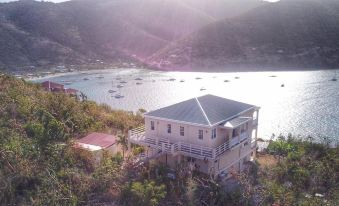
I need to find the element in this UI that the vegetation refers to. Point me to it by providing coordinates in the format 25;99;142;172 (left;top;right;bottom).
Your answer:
0;74;143;205
0;75;338;205
260;135;339;205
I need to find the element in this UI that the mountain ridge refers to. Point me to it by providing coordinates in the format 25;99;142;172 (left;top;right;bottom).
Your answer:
1;0;339;71
148;0;339;71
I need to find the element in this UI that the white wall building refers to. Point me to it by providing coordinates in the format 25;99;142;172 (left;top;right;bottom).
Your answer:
129;95;259;178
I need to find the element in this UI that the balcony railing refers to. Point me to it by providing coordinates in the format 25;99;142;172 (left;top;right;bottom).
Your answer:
129;126;251;160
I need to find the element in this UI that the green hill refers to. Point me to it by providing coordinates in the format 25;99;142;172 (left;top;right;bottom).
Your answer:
0;0;263;71
149;0;339;71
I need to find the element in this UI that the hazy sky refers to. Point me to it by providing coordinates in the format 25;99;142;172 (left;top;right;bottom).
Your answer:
0;0;68;2
0;0;280;3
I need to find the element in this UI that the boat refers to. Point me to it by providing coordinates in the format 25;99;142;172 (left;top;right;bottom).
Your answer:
224;80;230;82
234;76;240;79
108;90;116;93
180;80;185;82
269;75;277;78
200;87;206;91
64;81;72;85
331;71;337;81
114;94;124;99
120;81;127;84
96;76;104;79
117;84;124;88
136;82;143;85
135;77;143;81
168;78;176;81
195;77;202;80
83;77;90;81
281;84;285;87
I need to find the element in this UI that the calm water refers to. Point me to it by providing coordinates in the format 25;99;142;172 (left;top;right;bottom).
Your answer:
34;68;339;141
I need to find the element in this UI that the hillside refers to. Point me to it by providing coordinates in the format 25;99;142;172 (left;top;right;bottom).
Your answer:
1;74;338;205
149;0;339;71
0;0;263;71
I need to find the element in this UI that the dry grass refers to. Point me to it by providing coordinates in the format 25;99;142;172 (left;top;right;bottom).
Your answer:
256;153;278;168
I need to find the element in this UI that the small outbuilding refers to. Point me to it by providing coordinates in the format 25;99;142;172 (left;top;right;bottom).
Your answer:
75;133;119;161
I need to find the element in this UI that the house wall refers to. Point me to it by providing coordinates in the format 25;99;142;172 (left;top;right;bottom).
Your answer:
145;117;217;147
142;107;259;176
216;141;253;175
144;108;257;149
106;143;120;155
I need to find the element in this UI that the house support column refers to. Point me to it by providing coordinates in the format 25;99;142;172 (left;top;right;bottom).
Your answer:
253;109;259;159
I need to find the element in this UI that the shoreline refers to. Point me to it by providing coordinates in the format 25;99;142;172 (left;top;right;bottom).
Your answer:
27;66;339;81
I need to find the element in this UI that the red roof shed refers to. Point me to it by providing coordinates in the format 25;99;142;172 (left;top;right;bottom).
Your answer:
76;133;116;151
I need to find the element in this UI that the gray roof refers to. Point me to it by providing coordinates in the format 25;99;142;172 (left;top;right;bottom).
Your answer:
145;95;256;126
223;117;252;128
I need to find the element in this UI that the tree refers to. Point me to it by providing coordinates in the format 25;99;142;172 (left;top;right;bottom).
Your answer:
123;180;166;206
117;134;128;158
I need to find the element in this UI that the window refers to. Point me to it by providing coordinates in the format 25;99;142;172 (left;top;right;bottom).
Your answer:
232;128;239;138
198;130;203;140
211;128;216;139
151;121;155;130
180;126;184;136
167;124;171;133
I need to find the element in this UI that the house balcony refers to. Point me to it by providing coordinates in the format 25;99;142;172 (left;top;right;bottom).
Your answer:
129;126;251;161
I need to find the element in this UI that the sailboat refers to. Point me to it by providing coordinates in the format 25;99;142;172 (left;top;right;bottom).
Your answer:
331;71;337;81
108;80;116;94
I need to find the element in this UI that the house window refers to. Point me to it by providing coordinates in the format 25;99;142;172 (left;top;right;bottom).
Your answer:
232;128;239;138
198;130;203;140
180;126;184;136
151;121;155;130
167;124;171;133
211;128;216;139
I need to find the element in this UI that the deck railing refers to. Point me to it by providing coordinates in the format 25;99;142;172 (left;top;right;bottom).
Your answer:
129;126;251;160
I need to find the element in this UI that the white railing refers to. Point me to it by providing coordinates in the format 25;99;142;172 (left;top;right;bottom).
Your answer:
129;126;250;160
215;141;230;157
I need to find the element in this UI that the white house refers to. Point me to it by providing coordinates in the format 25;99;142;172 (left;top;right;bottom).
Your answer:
128;94;259;178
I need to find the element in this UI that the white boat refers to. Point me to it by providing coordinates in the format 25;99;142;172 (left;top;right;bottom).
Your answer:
117;84;124;88
114;94;124;99
108;90;116;93
64;81;73;85
135;77;143;81
331;71;337;81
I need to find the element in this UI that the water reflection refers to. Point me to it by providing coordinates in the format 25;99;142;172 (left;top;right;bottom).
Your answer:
35;69;339;141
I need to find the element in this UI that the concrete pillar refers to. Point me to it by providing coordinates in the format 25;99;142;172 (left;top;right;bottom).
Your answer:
253;109;259;158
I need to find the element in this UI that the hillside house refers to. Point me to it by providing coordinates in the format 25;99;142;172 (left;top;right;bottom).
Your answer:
128;95;259;178
41;81;78;95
